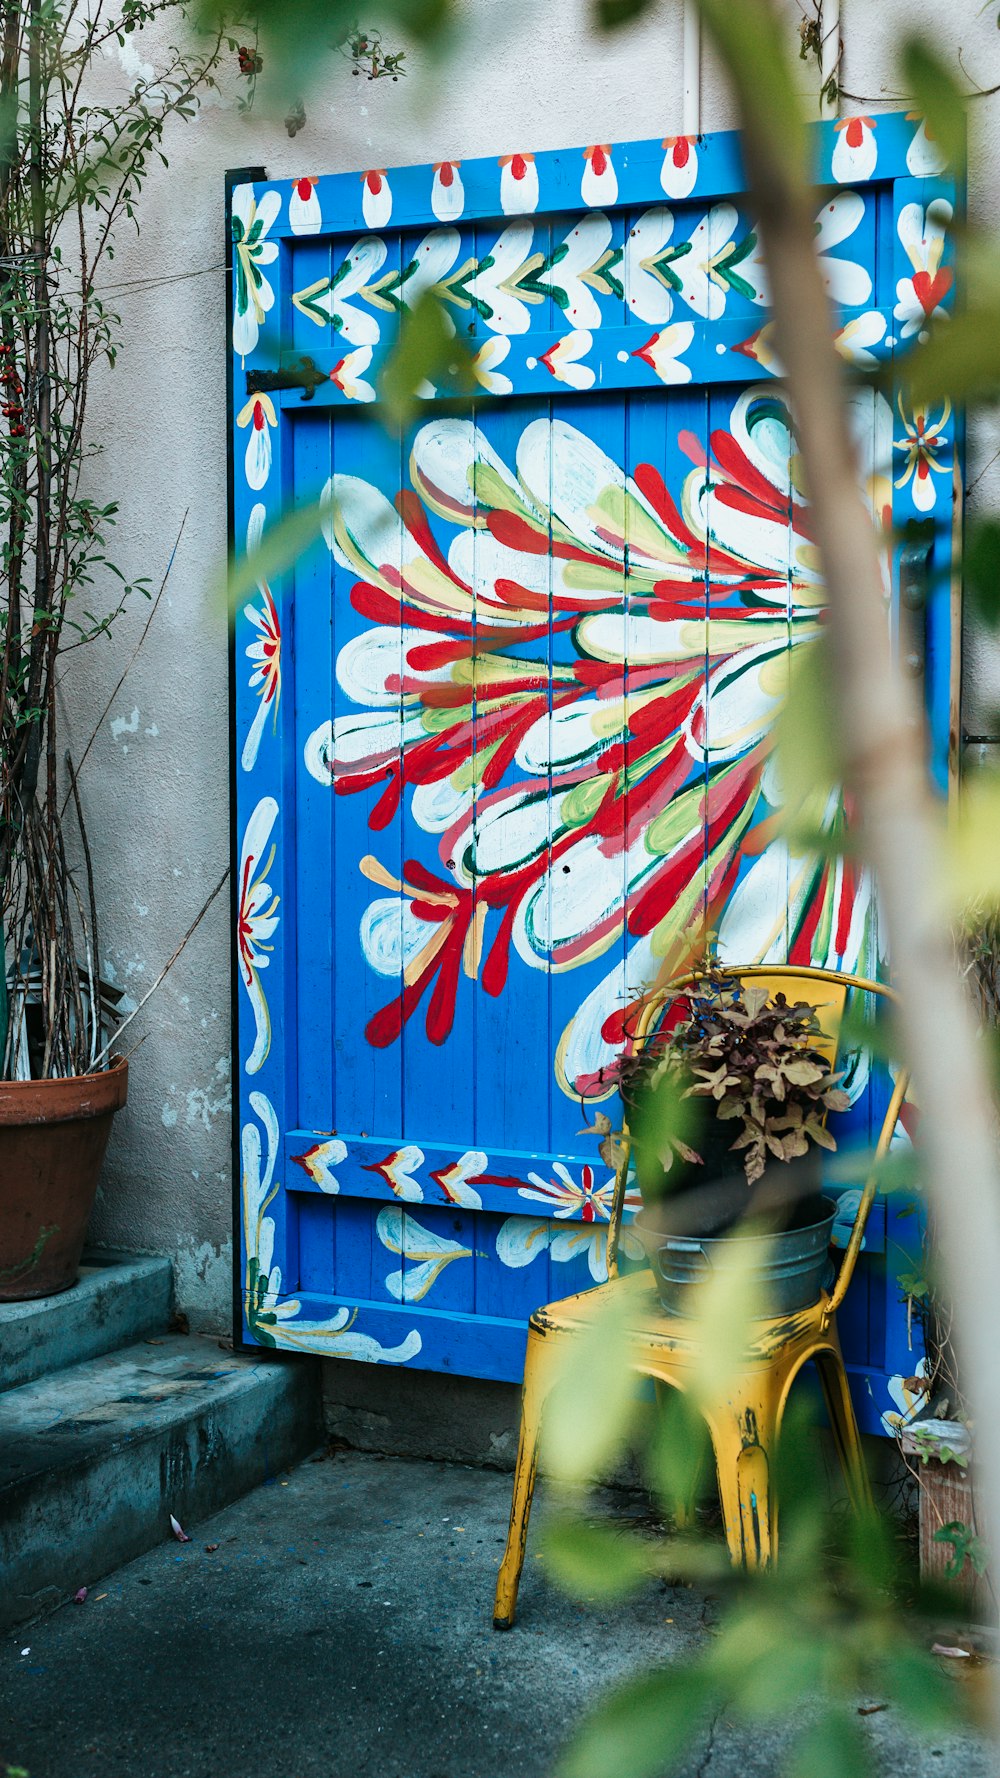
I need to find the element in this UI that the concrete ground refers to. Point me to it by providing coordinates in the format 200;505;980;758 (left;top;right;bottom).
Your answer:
0;1449;991;1778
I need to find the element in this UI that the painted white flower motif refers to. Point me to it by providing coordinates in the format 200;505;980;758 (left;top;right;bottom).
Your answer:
499;152;538;215
377;1206;472;1302
361;168;392;228
906;117;947;177
467;221;536;335
737;308;887;377
397;228;463;321
582;144;617;207
432;160;464;221
472;336;513;396
660;135;698;200
242;1091;298;1323
813;191;873;308
880;1358;931;1436
241;1099;421;1361
294;236;387;344
716;828;874;970
364;1144;426;1201
736;194;868;320
238;796;280;1073
517;1160;637;1221
237;392;277;492
673;204;745;320
529;329;595;391
232;185;280;359
894;200;953;339
627;321;695;385
831;116;877;184
496;1212;642;1285
894;396;951;514
330;345;376;403
624;206;677;325
243;1091;279;1251
430;1150;486;1208
289;177;321;235
834;310;888;368
536;214;612;330
290;1137;348;1192
242;504;281;772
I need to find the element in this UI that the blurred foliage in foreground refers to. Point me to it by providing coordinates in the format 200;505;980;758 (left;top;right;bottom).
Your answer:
539;1260;983;1778
218;0;1000;1769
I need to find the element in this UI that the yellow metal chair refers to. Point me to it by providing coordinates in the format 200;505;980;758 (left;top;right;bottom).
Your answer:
493;965;908;1629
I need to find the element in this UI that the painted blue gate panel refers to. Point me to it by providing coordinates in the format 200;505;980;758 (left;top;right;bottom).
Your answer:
230;116;957;1436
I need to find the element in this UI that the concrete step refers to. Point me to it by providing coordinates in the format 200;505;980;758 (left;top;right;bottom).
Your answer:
0;1333;320;1629
0;1251;173;1394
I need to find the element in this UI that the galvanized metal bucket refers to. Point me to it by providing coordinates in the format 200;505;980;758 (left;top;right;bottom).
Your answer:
635;1197;837;1319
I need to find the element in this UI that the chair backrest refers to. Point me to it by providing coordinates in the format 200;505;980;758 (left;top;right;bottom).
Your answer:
606;965;908;1310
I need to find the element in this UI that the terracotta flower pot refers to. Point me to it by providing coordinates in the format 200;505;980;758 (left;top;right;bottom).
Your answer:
0;1056;128;1300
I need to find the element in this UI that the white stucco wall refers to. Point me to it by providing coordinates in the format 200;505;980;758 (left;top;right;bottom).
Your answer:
71;1;1000;1328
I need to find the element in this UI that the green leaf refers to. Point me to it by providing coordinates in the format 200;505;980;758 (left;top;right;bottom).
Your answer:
900;38;967;175
646;1385;712;1521
964;519;1000;629
902;306;1000;406
783;1711;868;1778
594;0;656;25
378;290;478;430
712;1608;825;1720
880;1643;960;1732
539;1288;639;1484
627;1062;704;1198
773;635;842;847
541;1516;654;1599
933;1519;992;1580
227;499;327;612
938;771;1000;912
555;1663;716;1778
697;0;808;187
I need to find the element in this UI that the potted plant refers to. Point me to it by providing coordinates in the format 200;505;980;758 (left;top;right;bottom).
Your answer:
0;0;222;1298
619;971;850;1317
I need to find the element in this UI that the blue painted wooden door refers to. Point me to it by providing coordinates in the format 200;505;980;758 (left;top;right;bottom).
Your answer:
230;118;957;1435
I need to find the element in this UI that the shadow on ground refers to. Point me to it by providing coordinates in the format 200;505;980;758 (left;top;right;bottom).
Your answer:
0;1449;991;1777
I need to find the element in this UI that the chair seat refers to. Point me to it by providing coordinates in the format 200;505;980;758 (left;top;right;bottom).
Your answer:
529;1268;833;1368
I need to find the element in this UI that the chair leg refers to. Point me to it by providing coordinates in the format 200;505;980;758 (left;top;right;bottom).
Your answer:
706;1378;780;1570
813;1344;873;1517
493;1324;553;1630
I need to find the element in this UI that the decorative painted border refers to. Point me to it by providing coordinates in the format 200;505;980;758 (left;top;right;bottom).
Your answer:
249;111;944;242
229;117;958;1432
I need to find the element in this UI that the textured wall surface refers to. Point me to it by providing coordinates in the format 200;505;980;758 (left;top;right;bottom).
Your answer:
71;1;1000;1330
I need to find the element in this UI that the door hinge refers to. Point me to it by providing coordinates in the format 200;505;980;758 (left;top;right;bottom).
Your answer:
246;356;325;402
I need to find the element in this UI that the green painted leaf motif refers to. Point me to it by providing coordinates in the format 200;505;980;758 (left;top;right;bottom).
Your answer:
715;229;760;300
603;247;624;301
562;775;616;829
235;251;249;319
648;236;693;294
